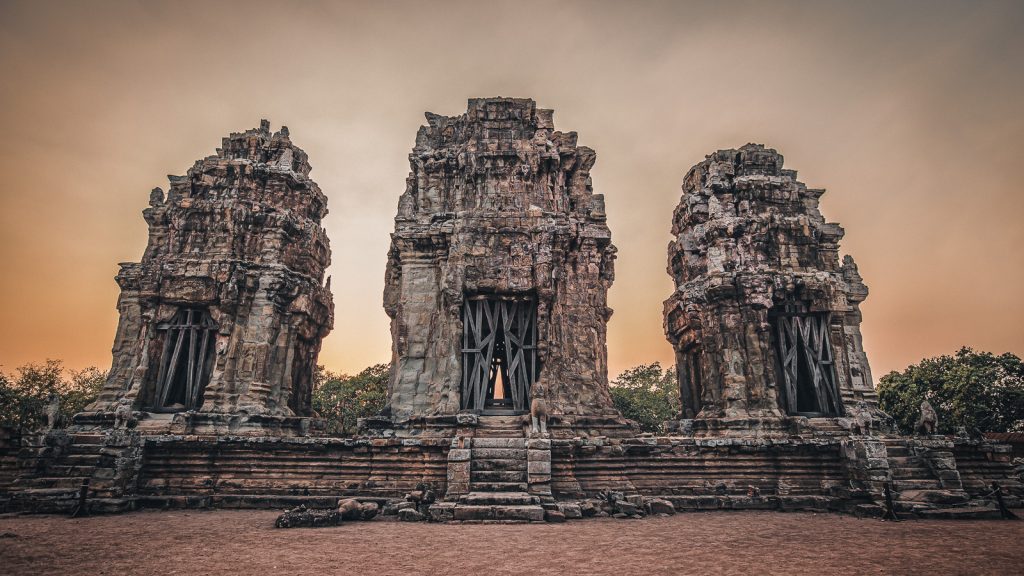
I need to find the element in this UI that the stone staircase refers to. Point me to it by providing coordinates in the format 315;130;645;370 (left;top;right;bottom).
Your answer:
952;443;1024;503
475;415;527;437
432;415;549;522
451;437;545;521
11;431;105;512
9;430;137;514
880;438;999;518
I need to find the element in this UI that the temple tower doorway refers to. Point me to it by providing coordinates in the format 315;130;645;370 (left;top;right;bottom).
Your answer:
151;308;217;412
771;309;844;417
461;296;539;414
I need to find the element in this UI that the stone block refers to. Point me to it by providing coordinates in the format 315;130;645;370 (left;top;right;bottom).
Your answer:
474;438;526;449
863;442;888;459
544;509;566;522
526;439;551;450
559;502;582;519
645;498;675;515
527;449;551;462
428;502;455;522
493;505;545;522
458;412;481;426
383;501;415;515
398;508;426;522
527;461;551;475
453;505;494;521
865;457;889;469
471;448;526;460
614;501;641;515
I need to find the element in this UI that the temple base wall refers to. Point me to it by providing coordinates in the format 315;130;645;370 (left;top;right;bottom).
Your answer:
2;426;1019;518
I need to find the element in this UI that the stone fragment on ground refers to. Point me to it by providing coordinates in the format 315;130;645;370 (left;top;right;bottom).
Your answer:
274;500;379;528
398;508;427;522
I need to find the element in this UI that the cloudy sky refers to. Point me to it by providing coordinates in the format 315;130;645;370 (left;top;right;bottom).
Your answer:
1;0;1022;381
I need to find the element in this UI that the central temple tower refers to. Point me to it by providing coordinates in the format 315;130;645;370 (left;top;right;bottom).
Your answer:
383;98;620;429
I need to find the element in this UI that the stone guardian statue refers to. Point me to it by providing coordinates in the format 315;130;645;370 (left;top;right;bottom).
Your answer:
530;377;550;437
914;399;938;435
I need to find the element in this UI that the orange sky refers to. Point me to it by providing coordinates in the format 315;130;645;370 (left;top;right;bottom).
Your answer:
1;0;1022;382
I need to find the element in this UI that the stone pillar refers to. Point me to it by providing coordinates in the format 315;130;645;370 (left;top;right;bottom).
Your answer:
910;438;964;491
443;436;472;500
840;438;891;494
527;438;552;498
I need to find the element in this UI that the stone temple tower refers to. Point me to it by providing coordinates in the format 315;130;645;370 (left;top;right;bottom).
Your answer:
664;144;875;424
383;98;622;432
85;121;334;434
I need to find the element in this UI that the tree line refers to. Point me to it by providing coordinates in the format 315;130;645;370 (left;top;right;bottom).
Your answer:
2;348;1020;436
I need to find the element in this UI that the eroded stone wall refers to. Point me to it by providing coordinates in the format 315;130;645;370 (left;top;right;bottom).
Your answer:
664;144;875;420
88;121;334;419
384;98;619;424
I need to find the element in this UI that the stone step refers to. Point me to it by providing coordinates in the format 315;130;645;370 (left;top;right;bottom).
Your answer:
917;506;1002;520
63;453;103;465
882;442;910;453
891;468;934;479
458;491;540;506
896;489;969;505
472;438;527;449
470;448;526;459
472;458;526;471
25;477;90;489
471;470;528;483
478;416;525;425
71;433;107;444
452;504;545;522
894;479;943;490
15;487;81;498
46;465;98;477
468;481;528;492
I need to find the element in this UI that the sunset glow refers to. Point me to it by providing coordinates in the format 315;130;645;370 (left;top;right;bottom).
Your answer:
1;0;1022;382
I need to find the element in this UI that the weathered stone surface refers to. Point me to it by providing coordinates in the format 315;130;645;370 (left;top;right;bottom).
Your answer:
87;121;333;425
383;501;415;515
645;498;675;515
427;502;456;521
274;501;377;529
664;144;875;421
558;502;583;519
579;500;599;517
544;509;566;522
274;505;341;528
398;508;426;522
383;98;621;426
337;498;361;520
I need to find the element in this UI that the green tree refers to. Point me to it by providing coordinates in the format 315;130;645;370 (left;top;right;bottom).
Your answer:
877;347;1024;435
0;360;106;430
312;363;389;436
610;362;680;434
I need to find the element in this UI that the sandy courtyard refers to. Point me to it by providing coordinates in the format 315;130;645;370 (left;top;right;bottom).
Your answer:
1;509;1021;575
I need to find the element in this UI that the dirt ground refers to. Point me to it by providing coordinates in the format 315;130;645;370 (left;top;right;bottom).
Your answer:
1;509;1022;576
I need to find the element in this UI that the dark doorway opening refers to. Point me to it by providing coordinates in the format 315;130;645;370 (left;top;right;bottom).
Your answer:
677;347;703;419
461;296;539;413
151;308;217;412
771;311;843;417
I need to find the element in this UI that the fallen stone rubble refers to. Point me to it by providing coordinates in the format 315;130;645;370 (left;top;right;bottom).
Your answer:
274;499;379;528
